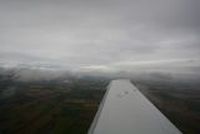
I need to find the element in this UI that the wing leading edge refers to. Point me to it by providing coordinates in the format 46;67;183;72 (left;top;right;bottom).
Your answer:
88;79;182;134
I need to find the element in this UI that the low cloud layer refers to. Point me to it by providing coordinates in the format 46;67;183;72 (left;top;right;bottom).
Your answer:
0;0;200;75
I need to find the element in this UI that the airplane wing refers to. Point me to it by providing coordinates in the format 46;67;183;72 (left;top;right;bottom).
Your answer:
88;79;182;134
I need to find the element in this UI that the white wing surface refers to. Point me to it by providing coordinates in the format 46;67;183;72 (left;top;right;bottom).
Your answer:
88;79;182;134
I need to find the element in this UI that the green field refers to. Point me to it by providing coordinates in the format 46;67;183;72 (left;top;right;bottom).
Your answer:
0;77;108;134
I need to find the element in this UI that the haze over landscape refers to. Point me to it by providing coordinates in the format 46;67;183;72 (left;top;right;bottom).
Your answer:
0;0;200;134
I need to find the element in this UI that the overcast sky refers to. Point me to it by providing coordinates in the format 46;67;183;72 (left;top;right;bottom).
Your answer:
0;0;200;74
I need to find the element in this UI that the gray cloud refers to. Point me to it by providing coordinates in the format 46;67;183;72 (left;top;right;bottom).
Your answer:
0;0;200;75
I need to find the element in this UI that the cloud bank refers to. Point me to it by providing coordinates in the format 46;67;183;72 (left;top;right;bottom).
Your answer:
0;0;200;76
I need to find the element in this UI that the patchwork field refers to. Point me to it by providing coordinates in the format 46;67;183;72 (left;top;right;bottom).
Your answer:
0;77;108;134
